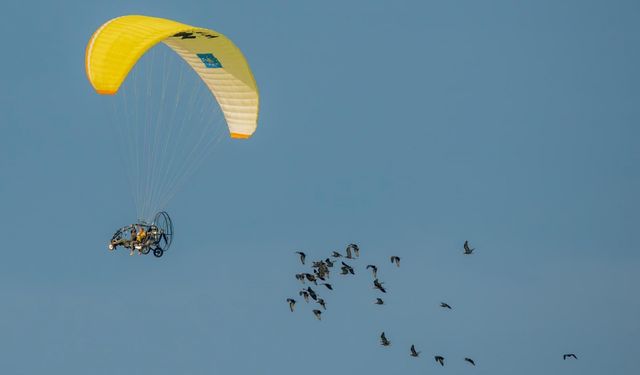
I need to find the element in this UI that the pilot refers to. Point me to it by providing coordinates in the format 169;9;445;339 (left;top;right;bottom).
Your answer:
129;226;138;256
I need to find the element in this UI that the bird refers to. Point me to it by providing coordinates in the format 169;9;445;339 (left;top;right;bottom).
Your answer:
464;357;475;366
374;298;384;305
463;240;474;255
295;273;305;283
366;265;378;278
410;345;420;357
317;298;326;310
286;298;296;312
345;246;354;259
306;287;318;301
313;309;322;320
331;251;342;258
440;302;452;309
295;251;306;264
435;356;445;366
299;290;310;302
380;332;391;346
304;273;318;285
324;258;334;267
312;261;330;278
563;354;578;360
350;243;360;257
390;256;400;267
321;283;333;290
314;270;327;281
373;279;387;293
340;264;354;275
341;261;354;274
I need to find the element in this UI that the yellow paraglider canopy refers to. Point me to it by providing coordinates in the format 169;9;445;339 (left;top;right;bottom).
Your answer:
85;15;259;139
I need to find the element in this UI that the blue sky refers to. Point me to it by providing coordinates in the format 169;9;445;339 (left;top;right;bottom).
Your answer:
1;0;639;374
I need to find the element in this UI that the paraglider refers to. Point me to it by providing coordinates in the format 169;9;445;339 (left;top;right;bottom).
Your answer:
108;211;173;257
86;15;259;257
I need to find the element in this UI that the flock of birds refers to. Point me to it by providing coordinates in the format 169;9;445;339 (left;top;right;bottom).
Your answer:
285;241;579;368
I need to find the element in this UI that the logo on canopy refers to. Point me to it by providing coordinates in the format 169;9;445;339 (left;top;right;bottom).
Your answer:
197;53;222;68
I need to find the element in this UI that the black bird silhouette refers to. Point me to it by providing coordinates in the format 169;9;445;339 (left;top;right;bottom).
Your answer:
410;345;420;357
331;251;342;258
306;287;318;301
345;246;354;259
299;290;310;302
295;251;306;264
366;265;378;278
464;357;475;366
373;279;387;293
380;332;391;346
286;298;296;312
463;240;474;255
295;273;305;283
304;273;318;285
349;243;360;257
317;298;326;310
321;283;333;290
435;356;445;366
313;309;322;320
374;298;384;305
390;256;401;267
340;262;355;275
563;354;578;360
440;302;452;309
313;270;327;281
325;258;334;267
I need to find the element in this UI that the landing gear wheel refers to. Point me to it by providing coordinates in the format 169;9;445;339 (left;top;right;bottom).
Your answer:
153;248;164;258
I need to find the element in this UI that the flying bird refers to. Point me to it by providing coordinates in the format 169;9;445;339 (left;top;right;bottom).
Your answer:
295;251;306;264
563;354;578;360
373;279;387;293
314;270;327;281
349;243;360;257
345;246;354;259
435;356;445;366
286;298;296;312
321;283;333;290
410;345;420;357
313;309;322;320
324;258;334;267
366;265;378;278
440;302;452;309
295;273;305;283
374;298;384;305
317;298;326;310
464;357;475;366
299;290;310;302
341;262;355;275
306;287;318;301
380;332;391;346
463;241;474;255
331;251;342;258
304;273;318;285
390;256;400;267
